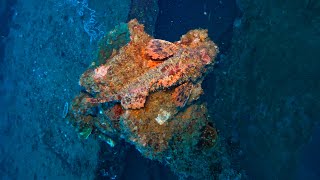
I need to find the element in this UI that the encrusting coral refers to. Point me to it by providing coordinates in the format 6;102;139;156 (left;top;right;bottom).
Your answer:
67;19;223;178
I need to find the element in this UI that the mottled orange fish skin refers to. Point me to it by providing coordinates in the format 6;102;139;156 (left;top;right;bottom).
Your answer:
146;39;178;60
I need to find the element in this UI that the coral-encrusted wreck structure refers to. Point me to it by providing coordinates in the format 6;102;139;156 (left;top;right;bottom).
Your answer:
68;19;225;178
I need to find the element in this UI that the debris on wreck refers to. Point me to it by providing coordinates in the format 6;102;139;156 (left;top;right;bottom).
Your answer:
67;19;227;178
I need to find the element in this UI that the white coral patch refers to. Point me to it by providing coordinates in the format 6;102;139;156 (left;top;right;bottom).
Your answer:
93;65;110;79
155;109;171;125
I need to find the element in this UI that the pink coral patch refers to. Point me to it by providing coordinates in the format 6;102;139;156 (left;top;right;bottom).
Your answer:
200;49;212;65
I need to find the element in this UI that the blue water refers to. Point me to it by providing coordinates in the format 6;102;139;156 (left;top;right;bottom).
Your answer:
1;0;319;179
